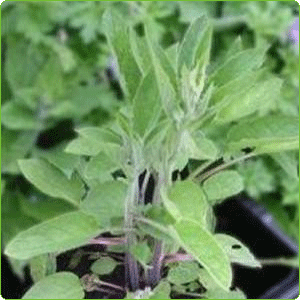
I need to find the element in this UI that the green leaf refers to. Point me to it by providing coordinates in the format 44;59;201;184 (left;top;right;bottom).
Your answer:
65;127;122;156
80;181;127;227
178;15;211;75
2;101;44;130
36;54;65;101
226;115;299;155
36;146;81;179
210;69;264;106
137;218;176;243
20;194;75;222
102;9;142;100
22;272;84;299
215;76;282;123
84;152;119;182
205;287;246;299
5;211;101;260
202;170;244;204
215;234;261;268
271;151;299;180
1;129;36;174
209;46;267;87
144;24;178;121
168;180;209;226
182;131;218;161
18;159;84;206
149;281;171;299
173;220;232;290
30;254;56;283
133;68;161;137
5;36;45;90
68;2;105;44
130;242;152;267
178;2;216;22
167;261;200;284
49;85;118;119
90;257;118;275
144;22;177;91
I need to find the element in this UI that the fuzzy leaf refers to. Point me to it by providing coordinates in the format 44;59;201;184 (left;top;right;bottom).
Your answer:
84;152;119;182
130;242;152;267
203;171;244;203
102;9;142;100
209;46;267;87
22;272;84;299
80;181;127;227
167;261;200;284
5;211;101;260
173;220;232;291
168;180;209;226
20;194;75;222
65;127;122;156
18;159;83;206
178;15;211;74
215;234;261;268
37;147;80;179
216;76;282;123
133;68;161;137
205;287;246;299
90;257;118;275
226;115;299;154
149;281;171;299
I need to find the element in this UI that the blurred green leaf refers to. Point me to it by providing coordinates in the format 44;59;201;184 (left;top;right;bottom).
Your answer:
22;272;84;299
90;257;118;275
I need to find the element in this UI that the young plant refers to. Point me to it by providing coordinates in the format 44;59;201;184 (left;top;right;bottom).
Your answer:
4;10;299;299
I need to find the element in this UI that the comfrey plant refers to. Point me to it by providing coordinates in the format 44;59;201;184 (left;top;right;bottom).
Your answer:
5;11;299;299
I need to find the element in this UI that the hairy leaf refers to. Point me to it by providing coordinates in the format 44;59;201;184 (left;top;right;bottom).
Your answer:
209;46;267;87
102;9;142;101
167;261;200;284
168;180;209;226
5;211;101;260
226;115;299;154
133;68;161;137
203;170;244;203
80;181;127;226
215;234;261;268
84;152;119;182
173;220;232;290
18;159;83;206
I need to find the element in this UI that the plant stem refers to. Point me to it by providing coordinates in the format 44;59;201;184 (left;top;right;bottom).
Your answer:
89;237;126;246
192;152;255;183
124;176;140;291
258;257;299;268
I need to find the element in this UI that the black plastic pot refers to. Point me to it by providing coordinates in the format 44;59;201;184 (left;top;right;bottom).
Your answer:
215;196;299;299
2;196;299;299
